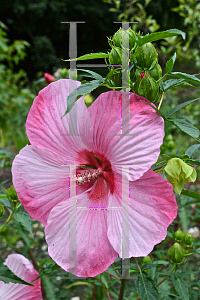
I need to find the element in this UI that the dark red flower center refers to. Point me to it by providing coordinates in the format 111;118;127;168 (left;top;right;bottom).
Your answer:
77;149;115;200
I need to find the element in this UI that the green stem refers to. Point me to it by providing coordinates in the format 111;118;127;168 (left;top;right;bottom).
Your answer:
158;93;164;110
111;264;120;277
0;210;14;233
157;73;167;83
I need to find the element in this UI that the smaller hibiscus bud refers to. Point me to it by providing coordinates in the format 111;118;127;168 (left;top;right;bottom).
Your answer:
44;73;56;84
174;229;184;242
84;94;94;106
109;47;122;66
59;68;69;78
164;158;197;194
147;63;162;81
0;202;4;217
136;43;158;70
112;28;136;50
6;185;18;202
168;243;185;264
142;255;151;264
140;72;145;80
134;73;159;103
184;233;194;247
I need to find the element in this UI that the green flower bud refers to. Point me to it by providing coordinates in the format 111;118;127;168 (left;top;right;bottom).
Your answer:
142;255;151;264
7;185;18;202
109;47;122;66
168;243;185;263
166;134;173;142
164;158;197;194
112;28;136;50
59;68;69;78
84;94;93;106
167;140;175;150
174;229;184;242
0;203;4;217
184;233;194;246
147;63;162;81
136;43;158;70
134;73;159;102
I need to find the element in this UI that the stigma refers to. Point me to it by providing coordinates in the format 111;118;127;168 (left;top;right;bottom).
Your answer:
75;169;103;185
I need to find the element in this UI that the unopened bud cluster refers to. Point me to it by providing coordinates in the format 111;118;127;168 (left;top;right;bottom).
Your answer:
168;229;195;264
107;28;162;102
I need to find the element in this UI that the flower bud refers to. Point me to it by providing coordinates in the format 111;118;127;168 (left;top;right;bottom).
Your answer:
0;203;4;217
134;73;159;102
59;68;69;78
112;28;136;50
44;73;56;84
147;63;162;81
109;47;122;66
142;255;151;264
164;158;197;194
136;43;158;70
84;94;93;106
7;185;18;202
184;233;194;246
174;229;184;242
168;243;185;263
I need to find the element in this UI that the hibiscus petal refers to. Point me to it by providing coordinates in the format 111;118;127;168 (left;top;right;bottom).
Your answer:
88;91;164;181
12;145;70;225
45;190;118;277
0;254;42;300
26;79;92;162
107;168;177;257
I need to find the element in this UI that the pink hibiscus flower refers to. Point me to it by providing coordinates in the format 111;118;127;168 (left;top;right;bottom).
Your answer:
0;254;42;300
12;79;177;277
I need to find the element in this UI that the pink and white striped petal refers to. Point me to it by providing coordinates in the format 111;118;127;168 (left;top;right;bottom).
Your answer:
26;79;92;163
12;145;70;225
107;169;177;257
0;254;42;300
45;188;118;277
87;91;164;181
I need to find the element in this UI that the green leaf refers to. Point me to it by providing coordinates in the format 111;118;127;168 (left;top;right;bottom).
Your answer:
64;80;102;115
170;72;200;85
189;158;200;166
185;144;200;158
168;118;199;139
137;29;185;46
174;276;189;300
63;52;109;62
42;275;56;300
77;68;105;81
15;212;33;238
136;273;159;300
160;78;194;92
166;53;176;74
181;189;200;200
0;148;15;159
179;206;189;233
0;261;34;285
165;97;200;118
